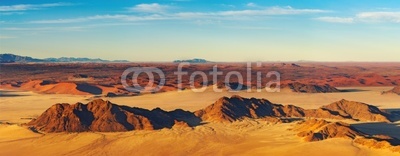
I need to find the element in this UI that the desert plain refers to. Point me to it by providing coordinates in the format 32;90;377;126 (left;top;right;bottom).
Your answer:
0;62;400;156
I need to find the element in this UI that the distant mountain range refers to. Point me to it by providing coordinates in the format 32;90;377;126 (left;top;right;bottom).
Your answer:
0;54;130;63
173;58;210;63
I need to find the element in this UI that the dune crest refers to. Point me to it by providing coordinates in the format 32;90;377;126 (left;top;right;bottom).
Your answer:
382;86;400;95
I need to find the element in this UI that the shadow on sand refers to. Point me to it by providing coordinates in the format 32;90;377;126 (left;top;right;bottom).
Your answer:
75;83;102;95
0;90;29;97
384;108;400;122
339;89;368;93
352;122;400;139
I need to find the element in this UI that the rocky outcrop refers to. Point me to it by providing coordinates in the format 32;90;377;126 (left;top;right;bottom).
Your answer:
195;96;392;122
293;119;364;141
294;119;400;152
319;99;391;122
354;135;400;152
28;99;200;132
28;96;393;133
194;95;305;122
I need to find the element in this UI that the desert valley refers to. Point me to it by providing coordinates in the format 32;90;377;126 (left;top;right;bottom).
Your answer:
0;61;399;156
1;1;400;155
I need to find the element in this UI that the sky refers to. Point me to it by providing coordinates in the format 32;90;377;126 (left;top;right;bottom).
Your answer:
0;0;399;62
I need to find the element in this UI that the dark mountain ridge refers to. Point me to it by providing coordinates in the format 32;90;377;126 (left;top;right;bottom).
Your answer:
0;54;129;63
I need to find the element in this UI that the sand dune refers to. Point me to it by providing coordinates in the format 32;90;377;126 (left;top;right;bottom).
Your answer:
2;80;121;95
284;82;341;93
293;119;400;152
383;86;400;96
1;120;399;156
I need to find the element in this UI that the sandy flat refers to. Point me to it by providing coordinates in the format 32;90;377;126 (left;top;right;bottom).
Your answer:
0;87;399;156
1;87;399;124
0;120;398;156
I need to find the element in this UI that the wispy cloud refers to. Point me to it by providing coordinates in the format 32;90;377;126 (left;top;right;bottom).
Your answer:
224;26;277;30
29;6;328;24
0;12;24;15
0;2;72;12
170;0;191;2
2;26;86;32
30;14;168;24
220;4;235;8
176;6;327;19
356;12;400;23
0;35;16;39
220;6;327;16
128;3;171;13
246;3;257;8
316;11;400;24
314;17;354;23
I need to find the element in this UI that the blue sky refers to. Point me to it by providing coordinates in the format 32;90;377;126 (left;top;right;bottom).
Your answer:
0;0;399;62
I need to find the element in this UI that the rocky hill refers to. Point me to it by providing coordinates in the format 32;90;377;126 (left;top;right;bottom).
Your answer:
294;119;364;141
194;95;305;122
0;53;43;63
28;96;394;133
173;58;210;63
0;54;129;63
293;119;400;152
195;96;392;122
320;99;391;122
28;99;200;132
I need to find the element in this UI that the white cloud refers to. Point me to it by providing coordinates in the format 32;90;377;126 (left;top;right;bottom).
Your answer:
2;26;85;32
218;7;327;16
128;3;171;13
29;6;328;24
314;17;354;23
315;11;400;24
246;3;257;7
220;4;235;8
0;12;24;15
176;6;327;18
0;2;72;12
224;26;276;30
31;14;169;24
356;12;400;23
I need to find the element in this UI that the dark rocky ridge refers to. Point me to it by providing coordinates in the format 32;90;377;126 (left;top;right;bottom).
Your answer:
0;54;129;63
28;99;200;132
293;119;400;152
195;96;392;122
28;96;393;133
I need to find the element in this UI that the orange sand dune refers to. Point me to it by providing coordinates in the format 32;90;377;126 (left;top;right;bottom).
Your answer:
8;80;120;95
